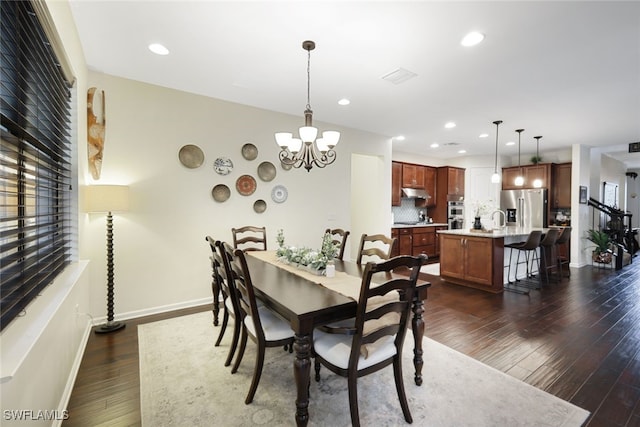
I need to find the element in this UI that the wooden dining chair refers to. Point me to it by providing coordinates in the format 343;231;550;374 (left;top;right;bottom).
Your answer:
212;240;243;367
356;233;397;264
205;236;223;326
228;246;295;404
324;228;350;260
313;254;426;427
232;226;267;251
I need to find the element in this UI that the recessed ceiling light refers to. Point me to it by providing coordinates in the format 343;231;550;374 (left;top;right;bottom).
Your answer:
461;32;485;47
338;98;350;106
394;135;406;141
148;43;169;55
479;133;489;138
506;141;515;146
430;143;439;148
458;149;467;154
445;122;456;129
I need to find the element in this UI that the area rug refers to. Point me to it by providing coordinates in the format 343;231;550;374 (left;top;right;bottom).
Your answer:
420;262;440;276
139;311;589;427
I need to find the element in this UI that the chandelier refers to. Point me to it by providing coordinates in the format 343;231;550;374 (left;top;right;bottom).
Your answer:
275;41;340;172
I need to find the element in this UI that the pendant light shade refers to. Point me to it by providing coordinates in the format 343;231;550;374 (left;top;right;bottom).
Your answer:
491;120;502;183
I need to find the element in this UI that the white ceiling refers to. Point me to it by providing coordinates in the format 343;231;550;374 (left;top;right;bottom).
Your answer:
68;0;640;167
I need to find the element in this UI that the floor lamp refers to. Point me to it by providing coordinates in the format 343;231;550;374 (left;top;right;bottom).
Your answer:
85;185;130;333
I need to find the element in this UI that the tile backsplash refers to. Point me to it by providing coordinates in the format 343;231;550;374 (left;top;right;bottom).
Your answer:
392;198;426;223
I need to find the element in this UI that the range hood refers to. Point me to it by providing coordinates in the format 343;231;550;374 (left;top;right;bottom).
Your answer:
402;188;431;199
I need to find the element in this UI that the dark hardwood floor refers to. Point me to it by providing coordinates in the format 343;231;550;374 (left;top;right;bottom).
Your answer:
64;261;640;426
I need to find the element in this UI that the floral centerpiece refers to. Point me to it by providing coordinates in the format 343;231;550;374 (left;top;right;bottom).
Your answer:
470;200;497;229
276;230;338;275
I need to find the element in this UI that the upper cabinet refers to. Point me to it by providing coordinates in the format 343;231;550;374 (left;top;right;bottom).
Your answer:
417;166;437;208
402;163;425;188
552;162;572;208
392;161;402;206
501;163;551;190
437;166;465;196
392;161;437;207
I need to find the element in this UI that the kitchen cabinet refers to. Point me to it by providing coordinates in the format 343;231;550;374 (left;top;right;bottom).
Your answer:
435;226;447;256
402;163;425;188
398;228;412;256
416;166;436;208
437;166;465;196
552;163;572;208
439;233;504;293
501;163;551;190
412;227;436;258
433;166;466;224
392;161;402;206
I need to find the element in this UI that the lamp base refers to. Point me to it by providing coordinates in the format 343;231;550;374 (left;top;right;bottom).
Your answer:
94;321;126;334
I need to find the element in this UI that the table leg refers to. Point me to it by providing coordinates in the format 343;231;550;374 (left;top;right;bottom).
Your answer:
294;333;311;427
411;298;425;386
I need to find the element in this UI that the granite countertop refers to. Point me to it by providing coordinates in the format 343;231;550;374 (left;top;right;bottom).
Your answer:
437;226;550;239
392;222;448;229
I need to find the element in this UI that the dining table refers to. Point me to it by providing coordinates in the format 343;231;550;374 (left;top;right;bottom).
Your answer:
241;250;431;427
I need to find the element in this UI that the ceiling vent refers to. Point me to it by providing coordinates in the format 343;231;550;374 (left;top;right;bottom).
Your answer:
381;68;417;85
443;142;460;146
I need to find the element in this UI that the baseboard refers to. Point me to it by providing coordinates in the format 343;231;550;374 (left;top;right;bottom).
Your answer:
90;297;214;326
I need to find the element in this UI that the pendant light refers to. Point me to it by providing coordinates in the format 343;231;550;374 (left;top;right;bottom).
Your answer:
532;136;543;188
275;40;340;172
490;120;502;183
514;129;525;186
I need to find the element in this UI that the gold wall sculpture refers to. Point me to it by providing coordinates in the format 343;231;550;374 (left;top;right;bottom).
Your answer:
87;87;106;180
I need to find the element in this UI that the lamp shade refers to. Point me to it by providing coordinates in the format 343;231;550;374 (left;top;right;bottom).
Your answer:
84;185;130;213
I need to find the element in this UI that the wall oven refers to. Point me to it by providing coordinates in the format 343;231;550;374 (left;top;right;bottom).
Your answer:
447;197;464;230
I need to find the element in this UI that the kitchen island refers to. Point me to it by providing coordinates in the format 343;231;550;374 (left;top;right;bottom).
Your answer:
437;227;548;293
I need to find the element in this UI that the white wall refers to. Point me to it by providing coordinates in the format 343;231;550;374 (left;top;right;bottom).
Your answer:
81;72;391;319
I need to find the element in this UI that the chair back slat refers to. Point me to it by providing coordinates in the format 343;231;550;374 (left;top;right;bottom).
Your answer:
232;226;267;251
349;255;425;367
230;247;266;341
356;233;397;264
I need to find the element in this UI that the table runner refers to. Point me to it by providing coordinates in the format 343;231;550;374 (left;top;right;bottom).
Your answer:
247;250;363;301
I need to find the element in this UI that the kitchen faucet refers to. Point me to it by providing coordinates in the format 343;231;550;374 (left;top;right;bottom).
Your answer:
491;210;506;229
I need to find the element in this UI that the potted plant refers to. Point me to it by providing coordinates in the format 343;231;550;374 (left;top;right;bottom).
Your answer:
585;229;612;263
530;155;543;164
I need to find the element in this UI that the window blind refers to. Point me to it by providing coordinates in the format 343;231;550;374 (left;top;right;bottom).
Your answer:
0;0;73;331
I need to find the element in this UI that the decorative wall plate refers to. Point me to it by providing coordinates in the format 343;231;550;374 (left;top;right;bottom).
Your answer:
271;185;288;203
253;199;267;213
257;161;276;182
241;143;258;161
179;144;204;169
236;175;257;196
211;184;230;202
213;157;233;175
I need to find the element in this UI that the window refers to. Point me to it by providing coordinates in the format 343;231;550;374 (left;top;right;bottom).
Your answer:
1;0;73;331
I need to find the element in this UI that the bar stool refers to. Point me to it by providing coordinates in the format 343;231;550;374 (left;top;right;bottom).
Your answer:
555;227;571;279
539;229;561;284
505;230;542;289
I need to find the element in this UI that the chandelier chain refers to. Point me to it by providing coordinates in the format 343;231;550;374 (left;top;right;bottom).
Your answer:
306;48;311;111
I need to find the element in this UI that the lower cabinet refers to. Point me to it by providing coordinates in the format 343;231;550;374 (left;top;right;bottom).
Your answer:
439;234;504;293
412;227;436;258
392;226;440;260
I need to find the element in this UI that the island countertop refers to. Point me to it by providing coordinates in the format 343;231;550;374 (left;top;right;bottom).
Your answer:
392;222;448;229
437;227;549;239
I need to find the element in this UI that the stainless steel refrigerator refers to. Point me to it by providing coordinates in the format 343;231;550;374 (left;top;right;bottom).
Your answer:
500;189;548;228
